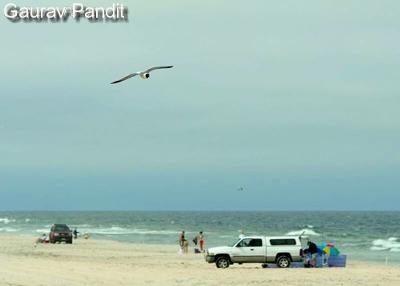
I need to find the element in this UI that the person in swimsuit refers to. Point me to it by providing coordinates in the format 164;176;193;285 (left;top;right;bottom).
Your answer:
198;231;205;252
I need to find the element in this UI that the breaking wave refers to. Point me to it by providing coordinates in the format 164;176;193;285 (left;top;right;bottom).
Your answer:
286;228;321;236
0;217;16;224
371;237;400;252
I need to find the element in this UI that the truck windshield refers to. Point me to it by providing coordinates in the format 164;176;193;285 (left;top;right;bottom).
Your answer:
231;239;241;247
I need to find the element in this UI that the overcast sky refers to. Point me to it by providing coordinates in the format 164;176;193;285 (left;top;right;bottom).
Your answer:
0;0;399;210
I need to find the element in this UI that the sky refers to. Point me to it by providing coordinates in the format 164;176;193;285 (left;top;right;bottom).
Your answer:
0;0;399;210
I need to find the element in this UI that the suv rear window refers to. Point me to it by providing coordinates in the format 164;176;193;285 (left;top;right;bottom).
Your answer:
54;225;70;232
270;239;296;246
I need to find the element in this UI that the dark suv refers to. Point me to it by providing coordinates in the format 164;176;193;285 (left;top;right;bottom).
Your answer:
49;224;73;244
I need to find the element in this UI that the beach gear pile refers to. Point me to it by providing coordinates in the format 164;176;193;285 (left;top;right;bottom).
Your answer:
264;242;346;268
315;243;346;267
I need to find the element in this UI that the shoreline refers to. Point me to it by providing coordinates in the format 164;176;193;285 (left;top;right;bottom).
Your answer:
1;234;400;286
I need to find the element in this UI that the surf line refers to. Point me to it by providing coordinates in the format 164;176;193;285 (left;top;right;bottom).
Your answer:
4;3;128;22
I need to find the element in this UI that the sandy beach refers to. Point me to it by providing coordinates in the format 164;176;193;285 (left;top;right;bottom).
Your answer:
0;235;399;286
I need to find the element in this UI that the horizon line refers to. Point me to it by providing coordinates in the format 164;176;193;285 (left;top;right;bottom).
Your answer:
1;209;399;212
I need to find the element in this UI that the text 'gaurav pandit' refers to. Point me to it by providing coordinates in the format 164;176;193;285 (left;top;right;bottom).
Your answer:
3;3;128;22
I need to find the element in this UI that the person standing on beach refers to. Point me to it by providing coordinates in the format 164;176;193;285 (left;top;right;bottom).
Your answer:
73;228;79;239
179;231;185;250
306;240;319;267
197;231;205;252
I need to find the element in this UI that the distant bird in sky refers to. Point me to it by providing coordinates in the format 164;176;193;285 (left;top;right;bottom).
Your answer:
110;65;174;84
237;187;245;192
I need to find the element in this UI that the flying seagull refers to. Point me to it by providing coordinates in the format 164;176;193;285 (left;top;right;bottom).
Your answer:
110;65;174;84
237;187;245;192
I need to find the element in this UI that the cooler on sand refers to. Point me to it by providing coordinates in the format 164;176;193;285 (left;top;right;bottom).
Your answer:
328;255;347;267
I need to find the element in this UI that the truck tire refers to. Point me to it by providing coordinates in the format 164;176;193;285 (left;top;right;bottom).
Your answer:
216;256;230;269
276;256;291;268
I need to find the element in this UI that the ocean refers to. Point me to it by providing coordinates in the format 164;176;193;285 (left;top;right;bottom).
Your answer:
0;211;399;264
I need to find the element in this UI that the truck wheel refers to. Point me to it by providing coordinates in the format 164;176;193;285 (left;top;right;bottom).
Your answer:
216;256;230;269
277;256;291;268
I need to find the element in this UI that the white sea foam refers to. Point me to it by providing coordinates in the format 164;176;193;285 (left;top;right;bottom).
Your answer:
82;226;179;236
370;246;387;251
371;238;400;251
0;217;16;224
34;225;178;236
0;227;18;232
36;229;50;234
286;228;320;236
25;218;31;222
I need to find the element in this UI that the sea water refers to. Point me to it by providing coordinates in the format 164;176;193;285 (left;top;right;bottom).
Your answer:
0;211;399;264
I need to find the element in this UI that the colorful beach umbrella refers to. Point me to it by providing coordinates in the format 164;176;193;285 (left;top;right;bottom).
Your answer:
322;244;340;256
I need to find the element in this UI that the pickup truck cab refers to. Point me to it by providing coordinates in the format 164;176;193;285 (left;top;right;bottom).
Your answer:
206;236;303;268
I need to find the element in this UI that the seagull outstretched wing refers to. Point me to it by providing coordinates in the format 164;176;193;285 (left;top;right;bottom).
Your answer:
145;66;174;73
110;73;139;84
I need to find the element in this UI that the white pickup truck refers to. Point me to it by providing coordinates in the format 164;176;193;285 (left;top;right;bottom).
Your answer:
205;236;303;268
